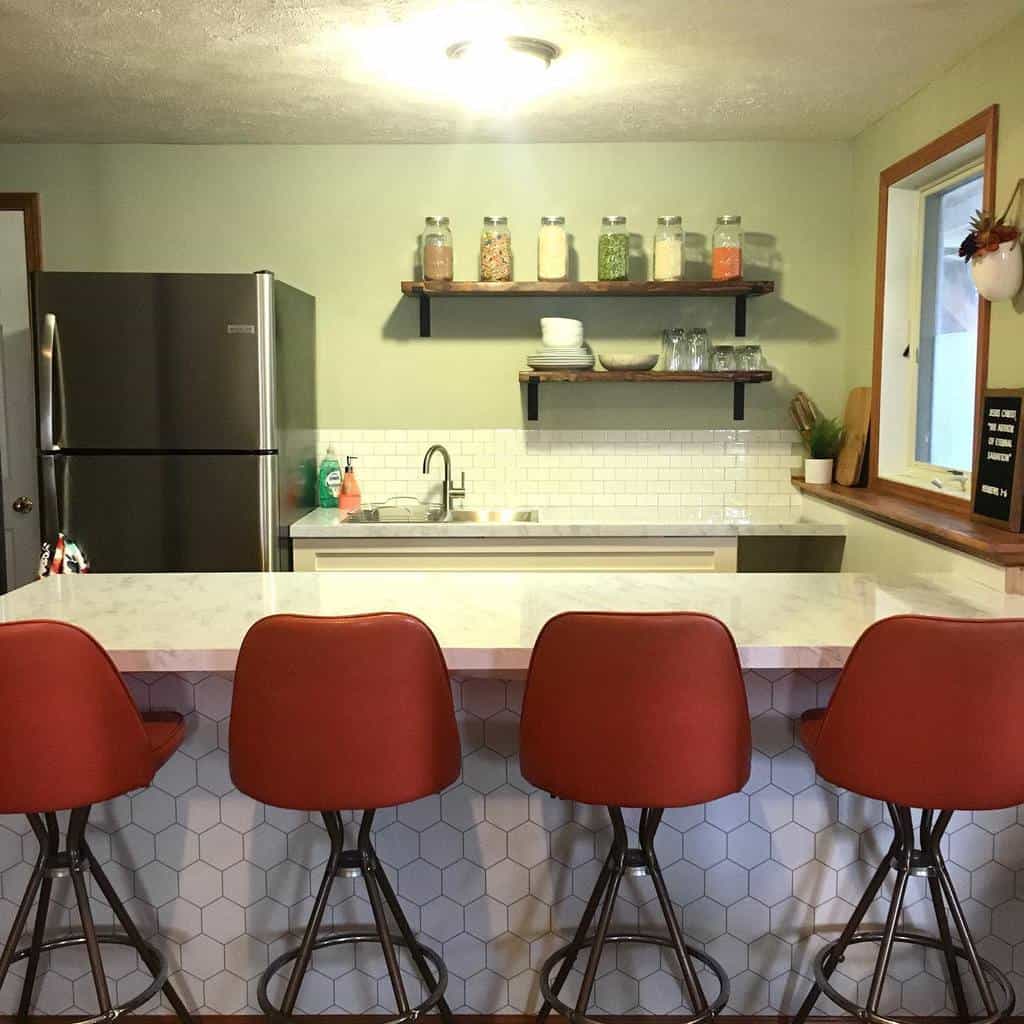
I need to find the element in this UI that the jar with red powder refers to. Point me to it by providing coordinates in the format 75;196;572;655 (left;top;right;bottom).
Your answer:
712;214;743;281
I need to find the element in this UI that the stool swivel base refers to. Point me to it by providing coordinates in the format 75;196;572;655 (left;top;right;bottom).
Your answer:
258;810;453;1024
539;807;728;1024
793;805;1015;1024
0;807;194;1024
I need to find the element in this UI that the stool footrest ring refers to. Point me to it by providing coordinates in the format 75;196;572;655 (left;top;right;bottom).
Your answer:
10;934;169;1024
539;932;729;1024
813;931;1015;1024
257;931;447;1024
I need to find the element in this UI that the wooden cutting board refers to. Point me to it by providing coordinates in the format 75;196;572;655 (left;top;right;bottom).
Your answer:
834;387;871;487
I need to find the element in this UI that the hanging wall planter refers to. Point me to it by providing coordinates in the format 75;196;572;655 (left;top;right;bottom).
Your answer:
961;177;1023;302
971;239;1023;302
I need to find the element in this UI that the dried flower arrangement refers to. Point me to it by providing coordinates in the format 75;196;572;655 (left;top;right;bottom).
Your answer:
959;177;1022;262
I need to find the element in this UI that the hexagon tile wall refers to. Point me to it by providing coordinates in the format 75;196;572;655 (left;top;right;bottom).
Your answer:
1;670;1022;1017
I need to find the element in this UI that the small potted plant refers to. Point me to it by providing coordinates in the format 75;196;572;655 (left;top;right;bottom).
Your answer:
791;392;844;485
959;177;1022;302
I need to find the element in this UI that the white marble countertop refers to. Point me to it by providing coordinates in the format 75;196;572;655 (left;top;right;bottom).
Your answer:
1;570;1019;674
290;508;847;539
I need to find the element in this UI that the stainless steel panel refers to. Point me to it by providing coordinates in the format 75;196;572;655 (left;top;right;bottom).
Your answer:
33;272;271;451
41;453;279;572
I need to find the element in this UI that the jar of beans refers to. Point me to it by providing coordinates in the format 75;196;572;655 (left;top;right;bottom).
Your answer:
480;216;512;282
598;216;629;281
421;216;453;281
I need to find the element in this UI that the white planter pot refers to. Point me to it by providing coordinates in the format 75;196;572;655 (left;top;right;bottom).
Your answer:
804;458;834;485
971;239;1023;302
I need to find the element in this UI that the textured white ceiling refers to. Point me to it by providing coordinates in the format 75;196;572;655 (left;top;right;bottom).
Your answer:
0;0;1020;144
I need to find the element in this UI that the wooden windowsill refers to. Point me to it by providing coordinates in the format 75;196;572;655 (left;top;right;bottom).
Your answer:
794;479;1024;566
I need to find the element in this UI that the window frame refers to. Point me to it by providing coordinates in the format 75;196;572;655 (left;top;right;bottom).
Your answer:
869;105;998;514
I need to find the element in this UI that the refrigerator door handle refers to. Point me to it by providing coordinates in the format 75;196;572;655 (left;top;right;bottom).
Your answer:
40;455;61;541
38;314;64;450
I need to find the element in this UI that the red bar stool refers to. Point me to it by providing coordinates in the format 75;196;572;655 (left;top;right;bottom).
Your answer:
229;613;461;1023
0;620;193;1023
793;615;1024;1024
520;612;751;1024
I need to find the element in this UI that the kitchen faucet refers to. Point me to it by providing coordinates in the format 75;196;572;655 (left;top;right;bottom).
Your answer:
422;444;466;517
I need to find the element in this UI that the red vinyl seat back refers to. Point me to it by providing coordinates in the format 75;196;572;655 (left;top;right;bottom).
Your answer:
0;620;160;814
810;615;1024;810
229;613;461;811
520;612;751;808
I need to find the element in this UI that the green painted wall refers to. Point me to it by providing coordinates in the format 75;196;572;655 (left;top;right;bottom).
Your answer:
847;12;1024;393
0;141;849;428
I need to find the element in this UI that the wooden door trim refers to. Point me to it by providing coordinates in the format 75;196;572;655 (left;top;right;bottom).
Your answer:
868;104;998;515
0;193;42;271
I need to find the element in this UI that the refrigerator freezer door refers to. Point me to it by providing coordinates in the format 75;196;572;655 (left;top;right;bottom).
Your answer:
34;272;275;452
40;453;278;572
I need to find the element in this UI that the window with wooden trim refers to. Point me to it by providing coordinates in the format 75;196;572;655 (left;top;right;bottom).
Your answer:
870;106;997;511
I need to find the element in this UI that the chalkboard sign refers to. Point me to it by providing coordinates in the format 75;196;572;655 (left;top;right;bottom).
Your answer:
972;389;1024;531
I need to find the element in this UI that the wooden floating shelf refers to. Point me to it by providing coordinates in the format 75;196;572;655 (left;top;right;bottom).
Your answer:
518;369;774;422
401;279;775;337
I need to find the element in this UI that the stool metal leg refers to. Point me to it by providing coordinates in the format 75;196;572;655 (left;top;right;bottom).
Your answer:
279;812;343;1016
359;810;411;1016
18;812;59;1016
0;816;47;991
536;848;615;1023
921;810;969;1019
573;807;627;1017
68;807;114;1015
641;808;707;1014
791;806;902;1024
371;833;456;1024
84;840;196;1024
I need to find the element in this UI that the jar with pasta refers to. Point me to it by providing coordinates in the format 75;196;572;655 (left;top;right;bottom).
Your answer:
537;216;568;281
598;215;629;281
421;216;453;282
653;215;684;281
480;216;512;282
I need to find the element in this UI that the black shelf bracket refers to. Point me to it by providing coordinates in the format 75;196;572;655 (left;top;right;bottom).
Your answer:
734;295;747;337
419;294;432;337
733;382;746;421
527;376;540;421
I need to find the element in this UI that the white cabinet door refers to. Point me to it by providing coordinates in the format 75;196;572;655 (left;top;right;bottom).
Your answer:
0;209;41;591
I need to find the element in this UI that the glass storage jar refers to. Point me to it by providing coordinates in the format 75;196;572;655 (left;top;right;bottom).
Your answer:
421;216;453;282
653;216;684;281
538;216;568;281
480;216;512;282
685;328;711;370
598;215;629;281
712;214;743;281
735;344;764;370
662;328;685;371
710;344;736;371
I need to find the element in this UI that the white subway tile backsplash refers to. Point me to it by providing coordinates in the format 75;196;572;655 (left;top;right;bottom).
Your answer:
317;429;803;519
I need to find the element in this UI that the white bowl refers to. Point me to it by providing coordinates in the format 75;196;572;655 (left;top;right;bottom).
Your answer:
599;353;659;371
540;317;583;331
541;337;585;350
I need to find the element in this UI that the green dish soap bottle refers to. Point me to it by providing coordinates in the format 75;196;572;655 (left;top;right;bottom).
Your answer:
317;446;342;508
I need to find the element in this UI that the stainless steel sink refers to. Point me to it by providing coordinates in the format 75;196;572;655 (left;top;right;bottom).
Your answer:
449;508;539;523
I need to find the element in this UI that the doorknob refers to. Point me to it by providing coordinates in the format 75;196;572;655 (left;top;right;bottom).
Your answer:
11;496;33;514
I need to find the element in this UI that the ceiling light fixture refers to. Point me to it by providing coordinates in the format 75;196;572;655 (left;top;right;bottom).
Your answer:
444;35;560;112
446;36;560;68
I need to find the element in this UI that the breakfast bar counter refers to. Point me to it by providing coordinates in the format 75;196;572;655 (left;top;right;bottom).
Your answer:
2;570;1024;1019
0;568;1017;673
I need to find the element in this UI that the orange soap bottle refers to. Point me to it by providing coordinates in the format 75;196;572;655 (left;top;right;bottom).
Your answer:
338;456;362;515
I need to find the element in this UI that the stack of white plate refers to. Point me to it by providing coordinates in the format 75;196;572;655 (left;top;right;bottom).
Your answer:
528;317;594;370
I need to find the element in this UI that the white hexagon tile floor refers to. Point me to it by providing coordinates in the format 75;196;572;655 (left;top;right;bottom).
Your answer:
1;670;1023;1017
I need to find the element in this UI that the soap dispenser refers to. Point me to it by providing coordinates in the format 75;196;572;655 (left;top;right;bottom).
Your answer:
339;456;362;514
317;446;341;508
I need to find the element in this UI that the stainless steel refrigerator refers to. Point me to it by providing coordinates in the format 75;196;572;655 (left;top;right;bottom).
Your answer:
33;271;316;572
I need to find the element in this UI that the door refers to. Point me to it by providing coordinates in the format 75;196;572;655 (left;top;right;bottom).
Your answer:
0;200;42;591
34;272;275;452
41;452;278;571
